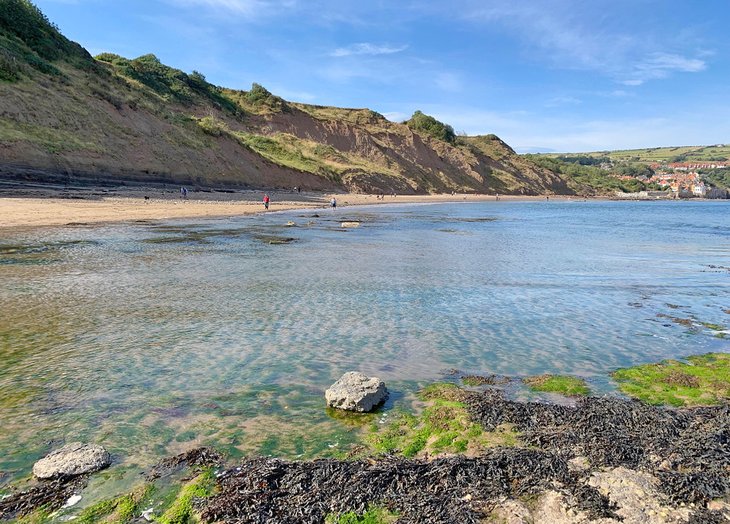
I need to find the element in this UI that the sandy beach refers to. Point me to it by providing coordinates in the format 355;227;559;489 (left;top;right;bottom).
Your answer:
0;189;563;229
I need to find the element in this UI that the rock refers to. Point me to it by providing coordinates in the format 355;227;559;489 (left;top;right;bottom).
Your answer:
568;455;590;472
32;443;111;479
488;498;532;524
588;467;692;524
61;494;82;508
325;372;387;412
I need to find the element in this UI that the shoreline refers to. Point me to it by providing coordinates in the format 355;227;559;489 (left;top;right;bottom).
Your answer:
0;187;575;230
3;360;729;523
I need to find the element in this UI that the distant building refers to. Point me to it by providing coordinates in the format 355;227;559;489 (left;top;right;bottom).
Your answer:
692;182;707;197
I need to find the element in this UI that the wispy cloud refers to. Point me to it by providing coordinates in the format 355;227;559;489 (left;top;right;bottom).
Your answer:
546;95;582;107
622;52;706;85
330;43;408;58
165;0;296;17
462;1;708;86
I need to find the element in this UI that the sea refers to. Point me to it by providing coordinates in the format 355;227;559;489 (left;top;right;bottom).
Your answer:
1;199;728;492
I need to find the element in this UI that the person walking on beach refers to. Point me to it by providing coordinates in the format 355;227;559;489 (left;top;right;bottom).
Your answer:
263;194;270;210
330;197;337;209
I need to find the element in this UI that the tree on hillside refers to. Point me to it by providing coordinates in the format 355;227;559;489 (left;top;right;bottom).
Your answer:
244;83;289;112
405;110;456;144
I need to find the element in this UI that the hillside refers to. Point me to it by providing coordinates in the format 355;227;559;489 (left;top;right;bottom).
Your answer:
0;1;600;195
537;143;730;193
548;144;730;164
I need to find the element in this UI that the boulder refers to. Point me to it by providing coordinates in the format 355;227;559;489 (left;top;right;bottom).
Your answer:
325;372;388;412
32;443;111;479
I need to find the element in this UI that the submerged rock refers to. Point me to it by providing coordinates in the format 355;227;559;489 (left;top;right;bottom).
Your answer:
325;372;387;412
32;442;110;479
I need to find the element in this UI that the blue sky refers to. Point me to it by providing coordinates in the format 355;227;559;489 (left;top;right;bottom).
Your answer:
35;0;729;152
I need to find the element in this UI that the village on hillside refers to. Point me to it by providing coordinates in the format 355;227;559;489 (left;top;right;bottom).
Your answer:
612;160;729;199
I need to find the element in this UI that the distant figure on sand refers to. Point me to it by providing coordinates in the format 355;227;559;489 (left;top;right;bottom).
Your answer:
330;197;337;209
180;187;188;199
263;194;270;210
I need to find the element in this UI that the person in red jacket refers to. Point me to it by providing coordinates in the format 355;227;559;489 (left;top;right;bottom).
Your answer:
263;194;270;210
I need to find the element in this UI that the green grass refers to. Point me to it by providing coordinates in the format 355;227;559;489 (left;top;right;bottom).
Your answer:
293;104;387;126
367;383;520;458
611;353;730;407
0;117;101;153
234;131;399;184
236;132;327;175
325;505;398;524
522;375;590;397
547;144;730;163
95;53;238;113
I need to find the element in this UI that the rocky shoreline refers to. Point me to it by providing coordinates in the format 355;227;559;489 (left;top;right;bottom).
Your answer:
2;385;729;523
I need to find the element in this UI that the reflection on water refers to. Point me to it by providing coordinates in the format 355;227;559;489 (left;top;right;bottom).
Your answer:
0;200;728;486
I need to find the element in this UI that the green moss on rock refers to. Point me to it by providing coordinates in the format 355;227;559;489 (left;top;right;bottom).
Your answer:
522;374;590;397
367;383;520;458
325;505;398;524
157;468;216;524
611;353;730;407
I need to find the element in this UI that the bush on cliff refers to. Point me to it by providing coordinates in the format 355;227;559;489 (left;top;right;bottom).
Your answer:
405;110;456;144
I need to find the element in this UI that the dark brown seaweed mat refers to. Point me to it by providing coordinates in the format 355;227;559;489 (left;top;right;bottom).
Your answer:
201;450;602;524
0;476;87;520
201;391;730;523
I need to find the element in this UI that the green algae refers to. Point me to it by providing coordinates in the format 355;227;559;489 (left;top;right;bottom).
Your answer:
326;505;399;524
700;321;726;331
522;374;590;397
64;483;155;523
611;353;730;407
367;383;521;458
157;469;216;524
15;508;51;524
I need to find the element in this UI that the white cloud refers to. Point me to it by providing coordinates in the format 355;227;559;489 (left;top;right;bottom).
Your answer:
622;52;706;85
462;1;708;86
331;43;408;58
382;111;409;123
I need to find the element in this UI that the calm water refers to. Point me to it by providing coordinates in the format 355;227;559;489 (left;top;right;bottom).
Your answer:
1;200;728;486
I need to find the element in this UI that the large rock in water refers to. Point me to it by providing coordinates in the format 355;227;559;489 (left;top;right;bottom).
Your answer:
32;443;111;479
325;372;388;412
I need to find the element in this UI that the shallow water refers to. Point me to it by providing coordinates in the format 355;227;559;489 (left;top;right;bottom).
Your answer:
0;200;728;487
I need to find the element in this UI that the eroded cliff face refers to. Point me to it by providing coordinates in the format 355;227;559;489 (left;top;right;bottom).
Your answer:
0;2;570;194
246;106;572;194
0;67;337;191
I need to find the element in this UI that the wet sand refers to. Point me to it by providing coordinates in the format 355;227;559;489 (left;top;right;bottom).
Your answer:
0;189;568;229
